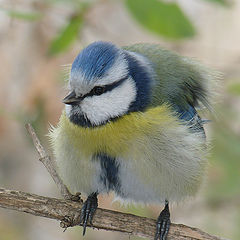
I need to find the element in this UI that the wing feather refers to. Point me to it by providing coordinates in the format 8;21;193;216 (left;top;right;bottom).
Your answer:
123;43;219;111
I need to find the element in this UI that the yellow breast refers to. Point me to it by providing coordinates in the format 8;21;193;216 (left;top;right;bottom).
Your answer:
58;105;177;158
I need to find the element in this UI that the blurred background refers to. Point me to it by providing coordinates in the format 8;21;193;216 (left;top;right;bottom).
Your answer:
0;0;240;239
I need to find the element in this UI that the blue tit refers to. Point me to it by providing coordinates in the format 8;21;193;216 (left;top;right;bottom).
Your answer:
49;41;217;240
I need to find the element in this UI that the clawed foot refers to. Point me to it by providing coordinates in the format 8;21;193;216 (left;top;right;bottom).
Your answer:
70;192;83;203
60;215;74;232
79;192;98;236
154;201;171;240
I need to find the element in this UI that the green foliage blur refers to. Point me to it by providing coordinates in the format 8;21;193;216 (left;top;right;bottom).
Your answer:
0;7;42;21
125;0;195;39
2;0;229;55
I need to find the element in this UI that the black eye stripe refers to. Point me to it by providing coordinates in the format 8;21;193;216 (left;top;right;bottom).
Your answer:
92;86;105;95
82;76;128;98
104;76;128;92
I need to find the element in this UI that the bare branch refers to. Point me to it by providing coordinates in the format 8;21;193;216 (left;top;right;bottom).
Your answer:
25;123;72;200
0;123;221;239
0;188;224;240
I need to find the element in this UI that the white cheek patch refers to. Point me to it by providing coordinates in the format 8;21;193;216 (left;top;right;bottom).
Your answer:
80;78;137;125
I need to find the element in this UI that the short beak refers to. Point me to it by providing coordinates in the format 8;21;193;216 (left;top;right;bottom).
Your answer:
62;91;81;105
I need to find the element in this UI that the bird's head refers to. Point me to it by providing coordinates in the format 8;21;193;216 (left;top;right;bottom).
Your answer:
63;41;154;127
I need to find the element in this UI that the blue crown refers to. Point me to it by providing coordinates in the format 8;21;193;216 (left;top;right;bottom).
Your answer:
71;41;119;82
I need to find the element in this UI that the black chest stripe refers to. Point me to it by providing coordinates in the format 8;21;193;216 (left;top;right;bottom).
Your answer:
94;153;121;193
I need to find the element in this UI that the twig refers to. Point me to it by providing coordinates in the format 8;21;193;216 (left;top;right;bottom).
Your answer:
0;188;224;240
0;123;226;239
25;123;72;200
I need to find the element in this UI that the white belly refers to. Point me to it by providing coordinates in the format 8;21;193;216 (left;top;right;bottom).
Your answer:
51;112;207;203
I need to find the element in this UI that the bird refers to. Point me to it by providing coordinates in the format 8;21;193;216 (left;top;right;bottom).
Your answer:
49;41;217;240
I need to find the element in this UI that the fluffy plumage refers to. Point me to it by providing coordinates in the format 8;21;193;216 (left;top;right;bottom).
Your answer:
50;106;206;202
49;41;218;238
50;40;218;198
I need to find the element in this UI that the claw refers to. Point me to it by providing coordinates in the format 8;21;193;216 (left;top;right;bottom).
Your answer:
70;192;83;202
79;192;98;236
154;201;171;240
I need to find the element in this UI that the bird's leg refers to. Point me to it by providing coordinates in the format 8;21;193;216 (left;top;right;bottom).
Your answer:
79;192;98;236
154;200;171;240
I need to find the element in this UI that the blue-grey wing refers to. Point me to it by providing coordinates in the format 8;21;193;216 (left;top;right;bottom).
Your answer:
174;104;208;136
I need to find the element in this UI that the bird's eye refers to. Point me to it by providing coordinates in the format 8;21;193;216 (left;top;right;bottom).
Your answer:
93;86;105;95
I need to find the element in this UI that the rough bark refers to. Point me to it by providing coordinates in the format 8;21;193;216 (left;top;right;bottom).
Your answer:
0;188;224;240
25;123;72;200
0;124;226;239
